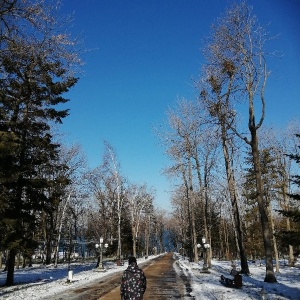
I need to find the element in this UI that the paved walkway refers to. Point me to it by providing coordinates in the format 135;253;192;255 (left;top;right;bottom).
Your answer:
47;253;192;299
101;253;190;299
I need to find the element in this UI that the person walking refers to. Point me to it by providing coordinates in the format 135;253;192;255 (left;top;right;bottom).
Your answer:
120;256;147;300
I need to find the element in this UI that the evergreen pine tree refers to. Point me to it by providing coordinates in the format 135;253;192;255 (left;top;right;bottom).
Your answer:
277;134;300;247
0;2;78;285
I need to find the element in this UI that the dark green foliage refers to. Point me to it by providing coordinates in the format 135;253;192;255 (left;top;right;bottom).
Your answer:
286;134;300;199
277;230;300;247
0;47;76;241
121;213;134;256
0;2;79;284
277;134;300;246
278;205;300;223
243;147;279;200
242;147;281;257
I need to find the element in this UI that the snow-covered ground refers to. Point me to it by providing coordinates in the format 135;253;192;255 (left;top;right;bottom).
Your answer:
176;255;300;300
0;254;299;299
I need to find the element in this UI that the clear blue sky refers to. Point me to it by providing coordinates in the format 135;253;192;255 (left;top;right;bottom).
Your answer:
59;0;300;211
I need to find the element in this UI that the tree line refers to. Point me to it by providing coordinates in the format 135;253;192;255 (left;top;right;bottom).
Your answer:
0;0;166;286
156;1;300;284
1;0;299;288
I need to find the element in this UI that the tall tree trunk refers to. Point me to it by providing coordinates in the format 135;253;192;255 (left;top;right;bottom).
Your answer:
5;249;16;286
145;215;150;257
187;156;198;263
223;221;230;260
231;212;239;257
203;158;211;266
203;173;209;242
107;144;123;261
268;205;279;272
208;228;212;268
45;231;52;265
250;128;276;282
194;151;208;263
118;211;122;260
160;234;163;254
283;184;294;266
221;128;250;274
132;225;137;257
281;159;294;266
180;158;193;261
54;193;71;267
16;251;20;269
219;213;224;259
287;225;294;266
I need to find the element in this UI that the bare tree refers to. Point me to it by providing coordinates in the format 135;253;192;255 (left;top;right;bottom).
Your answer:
126;183;154;257
170;186;190;254
199;63;250;273
157;98;220;263
202;2;276;282
88;142;126;261
161;100;200;262
152;209;167;254
259;123;300;266
48;144;88;266
102;142;125;261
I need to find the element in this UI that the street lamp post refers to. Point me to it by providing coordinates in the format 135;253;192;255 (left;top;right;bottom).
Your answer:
202;237;210;273
95;237;105;271
95;239;109;271
104;243;108;258
197;243;201;261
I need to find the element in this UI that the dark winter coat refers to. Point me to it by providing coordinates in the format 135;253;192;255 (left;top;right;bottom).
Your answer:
120;262;147;300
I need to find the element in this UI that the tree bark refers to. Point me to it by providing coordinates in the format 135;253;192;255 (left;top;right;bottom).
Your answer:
250;128;277;282
221;127;250;274
179;157;193;262
194;151;209;262
187;155;198;263
45;233;52;265
132;225;137;257
268;205;279;272
54;193;71;267
145;214;150;257
223;221;230;260
5;249;16;286
283;184;294;266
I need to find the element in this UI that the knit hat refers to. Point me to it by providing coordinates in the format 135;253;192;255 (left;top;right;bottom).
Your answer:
128;256;137;265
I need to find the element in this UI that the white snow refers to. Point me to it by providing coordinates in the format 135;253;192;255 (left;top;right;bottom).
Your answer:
175;255;300;300
0;254;299;299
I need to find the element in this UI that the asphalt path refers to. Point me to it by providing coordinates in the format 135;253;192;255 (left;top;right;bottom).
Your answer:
46;253;194;299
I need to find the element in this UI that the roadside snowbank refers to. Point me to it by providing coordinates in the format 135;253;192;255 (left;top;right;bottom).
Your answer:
176;254;300;299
